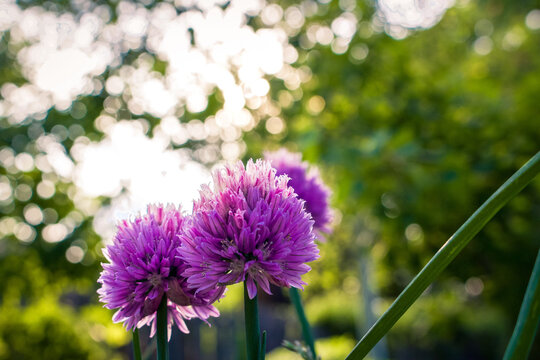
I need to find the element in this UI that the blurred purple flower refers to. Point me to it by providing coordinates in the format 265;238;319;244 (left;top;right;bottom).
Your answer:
264;149;332;236
179;159;319;299
97;204;223;338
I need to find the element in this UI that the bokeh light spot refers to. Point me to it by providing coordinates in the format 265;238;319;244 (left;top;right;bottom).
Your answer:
265;117;285;134
24;204;44;225
14;153;34;172
473;36;493;55
37;180;56;199
14;184;33;202
405;223;424;244
14;222;36;243
465;277;484;297
525;9;540;30
307;95;325;115
42;223;69;243
66;245;85;263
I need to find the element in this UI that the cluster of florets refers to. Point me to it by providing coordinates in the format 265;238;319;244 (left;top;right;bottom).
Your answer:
178;159;319;299
264;149;333;236
97;204;223;337
98;153;331;335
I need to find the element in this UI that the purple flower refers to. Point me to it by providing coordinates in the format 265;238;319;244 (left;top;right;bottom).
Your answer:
264;149;332;235
179;159;319;299
97;204;223;338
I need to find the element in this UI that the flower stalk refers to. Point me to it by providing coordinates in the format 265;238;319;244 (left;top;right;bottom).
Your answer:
345;151;540;360
260;331;267;360
132;328;142;360
244;282;261;360
156;296;169;360
289;287;316;359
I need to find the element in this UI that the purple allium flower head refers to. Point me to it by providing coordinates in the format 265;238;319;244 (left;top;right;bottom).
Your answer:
179;159;319;299
97;204;223;338
264;149;333;236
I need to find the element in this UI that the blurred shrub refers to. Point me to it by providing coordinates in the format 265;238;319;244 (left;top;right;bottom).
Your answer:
267;335;356;360
305;289;362;336
0;297;124;360
389;285;508;359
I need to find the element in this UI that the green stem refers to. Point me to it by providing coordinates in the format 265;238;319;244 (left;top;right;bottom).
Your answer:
156;296;169;360
259;331;267;360
132;328;142;360
345;151;540;360
503;249;540;360
244;282;261;360
289;287;317;359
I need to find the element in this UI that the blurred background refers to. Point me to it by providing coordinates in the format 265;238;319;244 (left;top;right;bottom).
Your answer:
0;0;539;359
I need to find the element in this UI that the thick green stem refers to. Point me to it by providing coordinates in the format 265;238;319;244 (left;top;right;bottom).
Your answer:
289;287;317;359
503;249;540;360
244;282;261;360
156;296;169;360
346;151;540;360
132;328;142;360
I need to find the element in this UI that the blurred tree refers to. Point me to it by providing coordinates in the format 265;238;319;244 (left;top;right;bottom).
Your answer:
245;0;540;358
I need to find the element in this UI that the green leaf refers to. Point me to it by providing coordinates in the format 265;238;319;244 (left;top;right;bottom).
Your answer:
503;249;540;360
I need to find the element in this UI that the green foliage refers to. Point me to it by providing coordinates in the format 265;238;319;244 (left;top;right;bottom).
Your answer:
305;289;362;336
0;297;123;360
389;286;508;359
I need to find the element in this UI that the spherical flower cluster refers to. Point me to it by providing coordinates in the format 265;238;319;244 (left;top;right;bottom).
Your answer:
179;159;319;299
97;204;223;337
264;149;332;235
